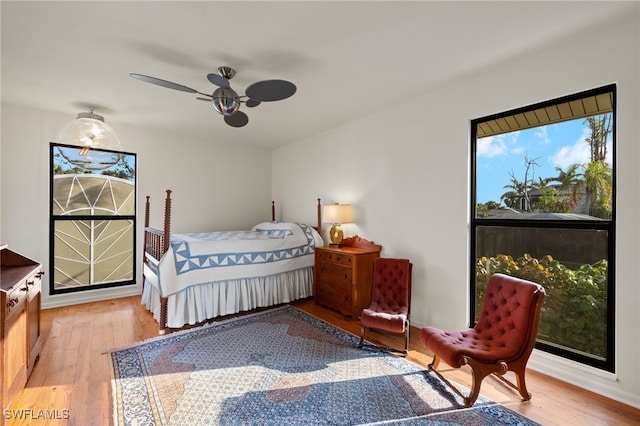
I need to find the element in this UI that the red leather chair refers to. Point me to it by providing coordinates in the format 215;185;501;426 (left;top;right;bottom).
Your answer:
419;273;545;407
358;258;412;356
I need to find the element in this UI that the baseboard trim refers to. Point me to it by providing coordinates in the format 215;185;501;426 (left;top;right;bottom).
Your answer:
528;349;640;409
42;285;142;309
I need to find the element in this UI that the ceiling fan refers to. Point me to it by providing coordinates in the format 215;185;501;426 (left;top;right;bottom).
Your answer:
130;66;296;128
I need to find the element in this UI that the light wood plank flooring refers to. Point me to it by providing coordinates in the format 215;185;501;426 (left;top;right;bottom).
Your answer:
9;296;640;425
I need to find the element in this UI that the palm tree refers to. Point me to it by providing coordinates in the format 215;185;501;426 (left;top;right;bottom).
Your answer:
501;175;527;210
501;156;540;211
584;115;612;163
551;164;584;212
583;161;613;218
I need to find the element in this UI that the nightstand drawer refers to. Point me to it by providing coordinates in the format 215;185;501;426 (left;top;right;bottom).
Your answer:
315;282;351;315
316;250;354;267
315;261;352;286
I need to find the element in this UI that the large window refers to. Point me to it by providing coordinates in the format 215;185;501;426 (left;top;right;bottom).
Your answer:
471;85;615;371
50;143;137;294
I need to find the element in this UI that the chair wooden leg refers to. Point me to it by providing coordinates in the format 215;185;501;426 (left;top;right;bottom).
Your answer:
427;355;470;404
358;325;408;356
512;367;532;401
428;355;509;408
403;321;410;355
428;353;441;370
358;326;366;348
462;357;509;407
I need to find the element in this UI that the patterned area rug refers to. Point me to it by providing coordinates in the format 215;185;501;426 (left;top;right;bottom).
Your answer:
109;306;540;425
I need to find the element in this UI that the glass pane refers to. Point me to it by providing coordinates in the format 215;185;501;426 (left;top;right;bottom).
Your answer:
475;226;608;360
53;219;134;290
53;145;136;216
475;114;613;221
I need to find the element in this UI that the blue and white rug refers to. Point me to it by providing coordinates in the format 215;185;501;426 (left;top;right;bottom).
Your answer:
109;305;540;425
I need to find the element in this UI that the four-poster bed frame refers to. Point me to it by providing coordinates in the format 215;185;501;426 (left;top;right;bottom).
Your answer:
142;190;323;333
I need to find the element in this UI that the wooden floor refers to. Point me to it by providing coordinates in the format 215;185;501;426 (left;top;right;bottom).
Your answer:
9;296;640;425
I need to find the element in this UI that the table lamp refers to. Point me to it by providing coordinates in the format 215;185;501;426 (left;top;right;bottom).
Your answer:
323;203;354;246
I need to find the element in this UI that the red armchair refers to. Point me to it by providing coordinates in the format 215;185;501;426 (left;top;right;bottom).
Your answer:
358;258;412;356
419;273;545;407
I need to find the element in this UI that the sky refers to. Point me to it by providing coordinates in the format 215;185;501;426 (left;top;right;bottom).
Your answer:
475;116;613;204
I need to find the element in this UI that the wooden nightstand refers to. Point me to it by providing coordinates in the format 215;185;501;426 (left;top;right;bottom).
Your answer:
314;236;381;318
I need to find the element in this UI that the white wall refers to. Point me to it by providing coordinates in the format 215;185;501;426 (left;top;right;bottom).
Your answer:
272;13;640;407
0;104;272;309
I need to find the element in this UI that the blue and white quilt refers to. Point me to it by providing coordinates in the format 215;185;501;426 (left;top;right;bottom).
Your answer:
155;222;321;297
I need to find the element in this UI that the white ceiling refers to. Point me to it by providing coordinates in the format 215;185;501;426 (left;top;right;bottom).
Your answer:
1;1;634;150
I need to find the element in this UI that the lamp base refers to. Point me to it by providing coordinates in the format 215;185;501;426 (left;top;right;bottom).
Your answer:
329;224;344;246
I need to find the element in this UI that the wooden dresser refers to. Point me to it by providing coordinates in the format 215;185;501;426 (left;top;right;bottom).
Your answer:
314;236;381;318
0;245;43;413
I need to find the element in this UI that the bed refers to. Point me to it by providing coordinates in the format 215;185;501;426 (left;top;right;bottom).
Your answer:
141;190;324;333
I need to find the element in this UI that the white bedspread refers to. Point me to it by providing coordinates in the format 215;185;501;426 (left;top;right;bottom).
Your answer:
153;222;322;297
141;267;314;327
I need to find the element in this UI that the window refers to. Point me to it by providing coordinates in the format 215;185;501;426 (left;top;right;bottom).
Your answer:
471;85;615;371
50;143;137;294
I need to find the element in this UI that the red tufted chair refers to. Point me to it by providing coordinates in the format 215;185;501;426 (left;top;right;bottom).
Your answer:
358;258;412;356
419;273;545;407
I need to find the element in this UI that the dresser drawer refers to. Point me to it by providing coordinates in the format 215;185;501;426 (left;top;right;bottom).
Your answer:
315;261;352;286
316;250;354;267
315;281;351;315
5;284;27;318
25;269;42;295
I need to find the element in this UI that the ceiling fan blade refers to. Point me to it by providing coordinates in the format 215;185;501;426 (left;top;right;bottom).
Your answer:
130;73;198;93
224;111;249;128
245;99;261;108
245;79;296;102
207;73;230;88
196;97;212;101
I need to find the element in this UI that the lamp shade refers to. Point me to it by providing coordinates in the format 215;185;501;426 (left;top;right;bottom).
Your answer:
323;204;353;224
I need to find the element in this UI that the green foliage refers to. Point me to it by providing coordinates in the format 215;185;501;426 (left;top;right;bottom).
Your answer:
53;164;91;175
476;201;505;217
583;161;612;219
101;168;133;180
534;186;571;213
475;253;608;358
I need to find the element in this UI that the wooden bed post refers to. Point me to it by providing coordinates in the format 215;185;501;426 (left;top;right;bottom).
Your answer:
317;198;322;236
158;189;172;335
142;195;151;292
163;190;172;254
144;195;151;228
272;201;275;222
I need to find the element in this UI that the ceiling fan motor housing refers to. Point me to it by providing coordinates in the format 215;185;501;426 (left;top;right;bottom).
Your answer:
211;87;240;116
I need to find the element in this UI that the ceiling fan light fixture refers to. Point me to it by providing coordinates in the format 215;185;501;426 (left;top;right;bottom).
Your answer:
55;109;123;170
56;110;122;152
211;87;240;116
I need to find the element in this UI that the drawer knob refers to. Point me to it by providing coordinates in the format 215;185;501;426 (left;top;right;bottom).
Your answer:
7;298;18;308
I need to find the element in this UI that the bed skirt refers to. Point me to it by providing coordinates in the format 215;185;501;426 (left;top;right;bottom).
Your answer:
141;266;314;328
